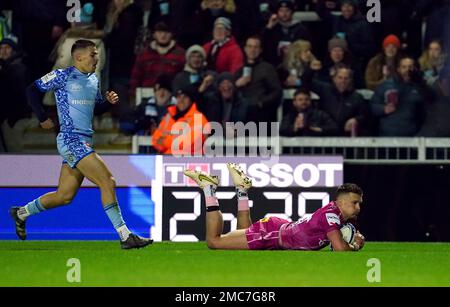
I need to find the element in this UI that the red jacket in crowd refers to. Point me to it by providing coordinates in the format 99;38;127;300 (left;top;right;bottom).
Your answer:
130;41;185;95
203;36;244;74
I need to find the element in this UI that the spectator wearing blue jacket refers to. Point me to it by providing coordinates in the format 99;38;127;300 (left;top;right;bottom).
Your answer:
371;56;427;136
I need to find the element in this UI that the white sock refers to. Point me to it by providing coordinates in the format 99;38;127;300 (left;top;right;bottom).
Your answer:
236;186;249;200
17;207;30;221
203;185;217;198
117;225;131;241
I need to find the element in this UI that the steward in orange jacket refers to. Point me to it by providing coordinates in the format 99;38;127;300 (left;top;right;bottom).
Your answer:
152;86;209;155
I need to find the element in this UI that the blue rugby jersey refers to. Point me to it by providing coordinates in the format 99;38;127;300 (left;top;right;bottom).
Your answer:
35;67;104;136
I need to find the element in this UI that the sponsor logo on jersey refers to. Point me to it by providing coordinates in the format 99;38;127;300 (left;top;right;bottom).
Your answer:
71;99;95;105
41;71;57;84
325;213;341;226
70;84;83;92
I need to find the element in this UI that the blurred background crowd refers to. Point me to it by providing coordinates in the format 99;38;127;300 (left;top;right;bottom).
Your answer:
0;0;449;153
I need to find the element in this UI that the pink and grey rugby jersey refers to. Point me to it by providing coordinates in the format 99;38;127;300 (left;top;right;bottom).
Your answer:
279;202;344;250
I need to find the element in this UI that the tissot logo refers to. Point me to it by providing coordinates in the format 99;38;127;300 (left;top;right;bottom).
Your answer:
163;159;343;188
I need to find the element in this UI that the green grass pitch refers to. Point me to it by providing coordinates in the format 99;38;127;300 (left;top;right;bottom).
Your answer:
0;241;449;286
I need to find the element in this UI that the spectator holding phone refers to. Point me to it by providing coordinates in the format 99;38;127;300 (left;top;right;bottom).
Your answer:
371;56;427;136
235;36;282;123
280;88;338;136
278;39;321;89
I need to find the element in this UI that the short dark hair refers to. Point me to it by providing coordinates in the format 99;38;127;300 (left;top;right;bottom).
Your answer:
153;21;171;33
331;63;354;78
336;183;363;198
246;35;262;45
397;55;416;67
294;87;311;98
155;74;172;92
71;39;96;55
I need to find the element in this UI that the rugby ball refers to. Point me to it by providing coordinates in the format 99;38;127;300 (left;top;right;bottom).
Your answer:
330;223;356;250
340;223;356;245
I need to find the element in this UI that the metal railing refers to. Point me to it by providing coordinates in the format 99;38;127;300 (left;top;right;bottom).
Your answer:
132;136;450;164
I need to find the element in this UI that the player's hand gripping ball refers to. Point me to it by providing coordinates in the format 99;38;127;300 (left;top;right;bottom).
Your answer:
330;223;365;251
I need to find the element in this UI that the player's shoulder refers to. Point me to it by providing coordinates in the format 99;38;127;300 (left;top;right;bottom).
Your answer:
317;202;342;227
36;68;72;90
55;67;74;76
44;67;72;79
317;201;338;213
88;72;100;82
323;202;341;216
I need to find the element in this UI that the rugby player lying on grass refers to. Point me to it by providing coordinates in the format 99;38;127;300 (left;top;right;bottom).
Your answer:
184;163;365;251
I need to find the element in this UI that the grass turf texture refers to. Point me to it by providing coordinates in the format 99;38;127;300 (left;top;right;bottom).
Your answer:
0;242;449;286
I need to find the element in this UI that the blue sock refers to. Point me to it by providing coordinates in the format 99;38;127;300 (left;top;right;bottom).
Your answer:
18;198;46;220
104;202;131;241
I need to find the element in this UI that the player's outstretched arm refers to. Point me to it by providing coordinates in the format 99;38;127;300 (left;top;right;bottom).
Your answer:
327;230;364;252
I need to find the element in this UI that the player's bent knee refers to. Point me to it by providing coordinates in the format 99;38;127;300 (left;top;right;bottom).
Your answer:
99;176;116;191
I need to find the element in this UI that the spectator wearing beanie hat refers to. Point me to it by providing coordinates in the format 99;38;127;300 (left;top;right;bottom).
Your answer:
328;37;348;53
365;34;402;90
318;37;364;88
319;38;349;76
198;0;238;44
0;36;18;55
173;44;217;115
316;0;374;77
383;34;401;50
203;17;244;74
262;0;311;66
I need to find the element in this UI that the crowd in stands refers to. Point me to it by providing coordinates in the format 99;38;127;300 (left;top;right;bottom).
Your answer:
0;0;450;153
